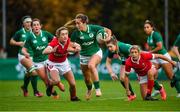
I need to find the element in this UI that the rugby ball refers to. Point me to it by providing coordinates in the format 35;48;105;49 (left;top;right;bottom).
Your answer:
96;29;108;43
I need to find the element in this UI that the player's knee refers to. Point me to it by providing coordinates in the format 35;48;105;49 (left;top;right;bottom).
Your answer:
120;77;124;81
88;63;95;70
85;78;91;84
51;79;60;85
70;83;76;88
27;65;37;75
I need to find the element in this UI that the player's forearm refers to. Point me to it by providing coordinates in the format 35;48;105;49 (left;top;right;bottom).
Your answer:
10;39;23;47
67;47;76;52
155;54;174;65
106;60;114;76
42;47;53;55
22;47;29;57
150;46;161;53
172;46;180;61
106;64;113;76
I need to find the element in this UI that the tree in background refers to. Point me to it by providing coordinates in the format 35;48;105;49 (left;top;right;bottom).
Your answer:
3;0;180;57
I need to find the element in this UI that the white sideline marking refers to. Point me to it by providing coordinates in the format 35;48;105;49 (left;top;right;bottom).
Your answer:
93;97;126;101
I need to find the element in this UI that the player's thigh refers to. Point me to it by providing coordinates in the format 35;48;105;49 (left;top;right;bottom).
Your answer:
36;67;47;79
89;50;102;67
162;63;174;79
20;56;33;69
50;69;60;82
81;64;92;81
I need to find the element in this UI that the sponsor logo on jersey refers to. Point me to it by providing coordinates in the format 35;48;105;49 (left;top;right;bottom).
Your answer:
36;46;46;50
42;37;46;42
54;52;67;57
82;40;94;46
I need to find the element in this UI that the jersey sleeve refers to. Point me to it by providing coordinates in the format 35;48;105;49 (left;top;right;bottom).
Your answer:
91;24;104;32
70;30;78;42
173;34;180;47
141;52;153;60
153;32;163;43
12;31;21;41
24;35;32;49
48;38;57;48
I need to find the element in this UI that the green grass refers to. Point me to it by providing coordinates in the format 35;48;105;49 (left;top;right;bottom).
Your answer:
0;80;179;111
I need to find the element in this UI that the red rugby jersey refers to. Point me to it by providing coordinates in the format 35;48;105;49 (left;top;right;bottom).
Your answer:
48;37;70;63
125;52;154;76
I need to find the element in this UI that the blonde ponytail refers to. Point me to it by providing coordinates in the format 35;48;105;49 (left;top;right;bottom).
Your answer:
64;19;76;28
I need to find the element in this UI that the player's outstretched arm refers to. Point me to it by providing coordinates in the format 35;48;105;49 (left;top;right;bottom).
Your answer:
106;57;118;81
172;46;180;61
68;42;81;52
154;54;176;66
42;45;58;55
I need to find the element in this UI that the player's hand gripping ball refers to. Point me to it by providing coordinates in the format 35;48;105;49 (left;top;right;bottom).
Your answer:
96;29;108;44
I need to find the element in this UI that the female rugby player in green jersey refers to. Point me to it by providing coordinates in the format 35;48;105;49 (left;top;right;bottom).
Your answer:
22;18;60;99
105;37;166;101
144;20;180;97
173;33;180;61
10;16;43;97
172;33;180;97
105;37;136;101
70;13;112;100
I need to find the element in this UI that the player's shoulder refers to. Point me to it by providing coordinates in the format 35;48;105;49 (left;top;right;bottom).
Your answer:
140;51;152;58
71;29;80;36
41;30;50;34
15;28;24;34
125;57;132;65
89;24;102;29
51;37;58;42
118;41;130;47
153;31;162;38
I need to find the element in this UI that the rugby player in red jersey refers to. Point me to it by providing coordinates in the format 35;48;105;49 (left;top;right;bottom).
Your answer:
43;26;81;101
125;45;176;101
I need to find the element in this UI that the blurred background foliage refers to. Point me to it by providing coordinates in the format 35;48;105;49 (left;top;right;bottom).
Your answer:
0;0;180;57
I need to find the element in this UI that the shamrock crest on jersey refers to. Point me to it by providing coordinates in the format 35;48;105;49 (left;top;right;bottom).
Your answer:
89;33;94;38
42;37;46;42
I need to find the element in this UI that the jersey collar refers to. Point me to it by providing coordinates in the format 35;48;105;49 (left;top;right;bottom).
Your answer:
31;30;42;38
22;28;32;33
131;55;141;64
150;31;154;38
79;25;90;35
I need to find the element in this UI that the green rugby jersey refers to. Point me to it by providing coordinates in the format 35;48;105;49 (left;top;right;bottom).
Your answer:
147;31;167;54
174;33;180;47
24;30;54;62
12;28;33;56
107;41;132;59
71;24;104;56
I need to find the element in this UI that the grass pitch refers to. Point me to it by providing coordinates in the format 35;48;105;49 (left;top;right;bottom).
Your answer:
0;80;179;111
